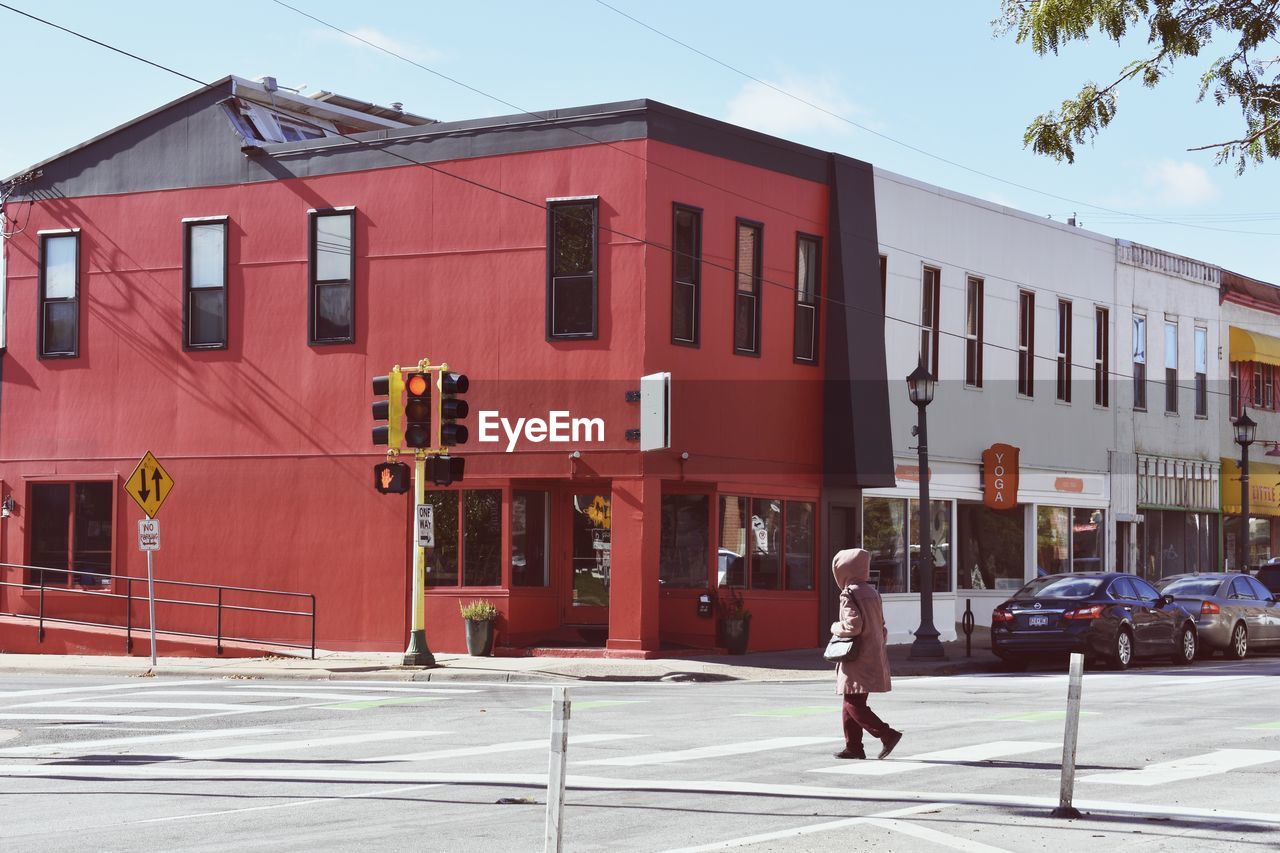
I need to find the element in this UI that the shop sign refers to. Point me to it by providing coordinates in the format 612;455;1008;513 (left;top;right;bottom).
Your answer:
981;443;1019;510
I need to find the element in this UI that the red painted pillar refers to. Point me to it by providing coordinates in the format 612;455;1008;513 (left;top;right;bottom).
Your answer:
606;477;659;654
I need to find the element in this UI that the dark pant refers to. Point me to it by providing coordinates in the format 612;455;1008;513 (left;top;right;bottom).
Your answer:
842;692;892;750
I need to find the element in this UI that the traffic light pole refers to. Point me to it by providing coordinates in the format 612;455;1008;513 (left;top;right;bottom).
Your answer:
403;450;436;667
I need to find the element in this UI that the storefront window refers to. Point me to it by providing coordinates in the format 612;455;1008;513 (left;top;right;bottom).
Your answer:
1036;507;1070;575
957;503;1025;590
718;496;747;587
1072;508;1104;572
909;499;953;593
785;501;816;590
512;491;549;587
863;497;907;593
750;498;782;589
1250;518;1271;567
425;490;501;588
660;495;709;588
1142;510;1220;580
424;490;460;586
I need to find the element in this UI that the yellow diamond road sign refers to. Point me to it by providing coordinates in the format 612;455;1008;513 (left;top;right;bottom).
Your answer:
125;451;173;518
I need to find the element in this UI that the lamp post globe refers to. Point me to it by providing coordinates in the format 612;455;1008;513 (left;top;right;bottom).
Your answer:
906;358;944;659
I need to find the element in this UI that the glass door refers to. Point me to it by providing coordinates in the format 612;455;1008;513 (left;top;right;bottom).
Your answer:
568;493;610;625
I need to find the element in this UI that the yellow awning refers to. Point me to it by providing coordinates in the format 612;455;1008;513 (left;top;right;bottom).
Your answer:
1221;457;1280;515
1229;326;1280;367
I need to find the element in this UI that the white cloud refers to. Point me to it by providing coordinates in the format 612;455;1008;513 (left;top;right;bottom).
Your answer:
725;74;866;139
312;26;441;64
1142;159;1220;208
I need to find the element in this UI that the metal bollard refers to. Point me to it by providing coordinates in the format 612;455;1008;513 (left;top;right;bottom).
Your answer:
962;598;975;657
545;686;570;853
1051;652;1085;818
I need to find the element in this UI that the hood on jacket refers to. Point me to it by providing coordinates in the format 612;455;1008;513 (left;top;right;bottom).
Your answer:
832;548;871;587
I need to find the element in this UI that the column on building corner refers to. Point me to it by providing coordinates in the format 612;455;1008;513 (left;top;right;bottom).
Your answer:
606;477;660;654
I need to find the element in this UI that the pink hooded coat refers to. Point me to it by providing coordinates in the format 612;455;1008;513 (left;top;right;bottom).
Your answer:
831;548;891;694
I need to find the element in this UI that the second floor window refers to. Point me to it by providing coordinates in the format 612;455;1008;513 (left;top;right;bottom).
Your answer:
1057;299;1072;403
1165;320;1178;414
1133;314;1147;410
671;205;701;346
920;267;940;377
39;231;80;358
734;220;762;355
965;276;983;388
1018;290;1035;397
794;234;820;363
309;209;355;344
184;218;228;349
1094;307;1109;407
1194;326;1208;417
547;198;598;339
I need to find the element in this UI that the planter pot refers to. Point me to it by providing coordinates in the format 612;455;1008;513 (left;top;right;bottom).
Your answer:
721;617;750;655
464;618;495;656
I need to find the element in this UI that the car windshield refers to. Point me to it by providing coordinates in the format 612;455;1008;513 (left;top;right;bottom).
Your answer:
1160;577;1222;597
1017;576;1104;599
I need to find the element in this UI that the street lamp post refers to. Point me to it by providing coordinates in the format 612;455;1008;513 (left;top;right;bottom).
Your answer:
1234;409;1257;573
906;360;944;659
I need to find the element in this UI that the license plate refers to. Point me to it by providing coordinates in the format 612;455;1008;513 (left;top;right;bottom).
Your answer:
1028;615;1049;628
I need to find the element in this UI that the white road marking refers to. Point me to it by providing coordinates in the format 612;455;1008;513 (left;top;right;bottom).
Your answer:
656;803;954;852
86;690;427;702
864;817;1014;852
373;733;642;763
1081;748;1280;786
11;701;300;712
0;713;192;722
136;783;445;824
811;740;1058;776
0;680;210;700
579;736;833;767
0;727;283;756
164;684;479;695
172;731;447;760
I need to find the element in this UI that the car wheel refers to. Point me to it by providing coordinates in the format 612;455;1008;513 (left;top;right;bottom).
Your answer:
1225;623;1248;660
1111;628;1133;670
1172;625;1196;665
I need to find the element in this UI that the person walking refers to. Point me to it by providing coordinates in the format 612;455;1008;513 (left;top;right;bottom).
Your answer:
830;548;902;760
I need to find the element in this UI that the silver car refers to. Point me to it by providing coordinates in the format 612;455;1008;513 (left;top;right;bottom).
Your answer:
1156;573;1280;659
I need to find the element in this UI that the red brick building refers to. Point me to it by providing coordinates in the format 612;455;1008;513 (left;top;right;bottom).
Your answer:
0;76;891;657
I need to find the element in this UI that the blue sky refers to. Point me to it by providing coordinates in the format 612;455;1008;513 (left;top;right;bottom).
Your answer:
2;0;1276;279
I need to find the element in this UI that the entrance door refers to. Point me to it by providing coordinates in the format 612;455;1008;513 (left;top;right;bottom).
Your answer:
819;504;860;644
566;493;610;626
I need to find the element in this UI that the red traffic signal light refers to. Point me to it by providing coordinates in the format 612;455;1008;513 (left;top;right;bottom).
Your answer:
404;372;432;449
373;461;410;494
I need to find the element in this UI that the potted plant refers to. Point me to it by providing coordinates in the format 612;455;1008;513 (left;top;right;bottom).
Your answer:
459;600;499;656
717;587;751;655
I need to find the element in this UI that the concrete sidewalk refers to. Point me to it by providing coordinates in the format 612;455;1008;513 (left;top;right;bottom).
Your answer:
0;636;1002;683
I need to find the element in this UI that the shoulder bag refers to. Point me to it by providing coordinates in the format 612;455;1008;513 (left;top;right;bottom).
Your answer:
823;591;861;662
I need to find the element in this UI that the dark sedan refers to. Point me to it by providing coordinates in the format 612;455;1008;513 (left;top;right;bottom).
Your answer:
991;572;1198;670
1156;573;1280;659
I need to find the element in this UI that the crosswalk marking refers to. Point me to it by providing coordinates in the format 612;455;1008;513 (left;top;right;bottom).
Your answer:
580;737;833;767
169;731;448;760
1081;749;1280;786
0;727;283;757
10;701;300;712
0;713;192;722
811;741;1058;777
87;690;435;702
169;684;478;695
372;733;642;763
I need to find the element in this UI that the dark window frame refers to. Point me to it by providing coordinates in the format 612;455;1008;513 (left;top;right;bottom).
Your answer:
1165;319;1178;415
1194;326;1208;417
1018;290;1035;397
1133;313;1148;411
921;266;941;378
26;478;115;588
37;230;81;360
1057;299;1073;403
182;217;229;351
1095;306;1110;407
793;232;821;365
733;218;764;357
545;197;600;341
308;208;356;346
671;203;702;347
718;494;816;592
964;275;984;388
423;488;504;589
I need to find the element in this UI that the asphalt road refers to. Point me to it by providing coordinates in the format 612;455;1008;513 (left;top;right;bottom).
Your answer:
0;656;1277;852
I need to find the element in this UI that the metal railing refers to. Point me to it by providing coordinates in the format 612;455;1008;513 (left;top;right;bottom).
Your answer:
0;562;316;659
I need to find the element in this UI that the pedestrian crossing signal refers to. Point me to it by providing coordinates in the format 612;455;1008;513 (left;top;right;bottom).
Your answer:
425;455;465;486
374;461;410;494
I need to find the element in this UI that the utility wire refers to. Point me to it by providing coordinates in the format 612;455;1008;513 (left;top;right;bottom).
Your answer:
0;2;1257;403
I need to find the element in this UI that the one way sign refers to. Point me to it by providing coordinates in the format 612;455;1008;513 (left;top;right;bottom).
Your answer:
125;451;174;518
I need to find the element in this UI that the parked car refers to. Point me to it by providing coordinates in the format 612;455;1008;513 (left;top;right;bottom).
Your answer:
1256;562;1280;596
1157;573;1280;659
991;572;1198;670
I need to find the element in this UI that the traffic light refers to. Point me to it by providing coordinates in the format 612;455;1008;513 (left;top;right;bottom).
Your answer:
403;371;432;449
438;372;469;448
425;455;465;486
372;371;404;448
373;461;411;494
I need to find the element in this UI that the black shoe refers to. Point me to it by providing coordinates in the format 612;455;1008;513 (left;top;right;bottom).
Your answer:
833;748;866;759
877;730;903;760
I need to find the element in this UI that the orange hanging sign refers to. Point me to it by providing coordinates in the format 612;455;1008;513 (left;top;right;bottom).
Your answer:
982;443;1019;510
